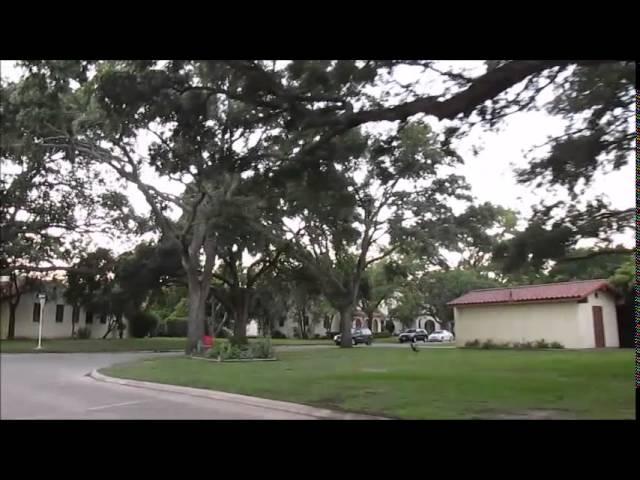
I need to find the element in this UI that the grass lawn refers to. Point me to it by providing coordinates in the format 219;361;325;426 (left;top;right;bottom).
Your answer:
0;336;333;353
101;347;634;419
0;337;188;353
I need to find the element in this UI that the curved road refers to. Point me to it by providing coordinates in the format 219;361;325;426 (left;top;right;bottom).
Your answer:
0;352;318;419
1;343;451;419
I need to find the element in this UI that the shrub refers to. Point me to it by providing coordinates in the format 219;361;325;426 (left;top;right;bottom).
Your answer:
374;332;391;338
480;339;496;349
128;311;159;338
155;322;168;337
166;319;188;337
534;339;550;349
313;334;323;339
250;338;274;359
465;338;565;350
480;340;510;349
270;330;287;339
206;338;275;361
76;326;92;339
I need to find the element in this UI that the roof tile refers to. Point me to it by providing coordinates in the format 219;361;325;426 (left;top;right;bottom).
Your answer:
447;279;611;307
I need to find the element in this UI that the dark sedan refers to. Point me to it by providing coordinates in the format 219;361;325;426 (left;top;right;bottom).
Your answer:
398;328;429;343
334;328;373;346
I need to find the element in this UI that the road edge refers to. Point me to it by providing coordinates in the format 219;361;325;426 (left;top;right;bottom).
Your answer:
89;369;387;420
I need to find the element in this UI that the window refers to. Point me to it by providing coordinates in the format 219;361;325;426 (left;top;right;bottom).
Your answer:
279;317;285;327
55;305;64;323
33;303;41;322
100;313;107;324
85;311;93;324
72;305;80;323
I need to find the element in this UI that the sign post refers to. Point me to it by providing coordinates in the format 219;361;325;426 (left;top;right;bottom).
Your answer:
35;292;47;350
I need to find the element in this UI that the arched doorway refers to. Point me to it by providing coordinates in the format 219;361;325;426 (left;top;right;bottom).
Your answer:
425;319;436;334
372;319;379;333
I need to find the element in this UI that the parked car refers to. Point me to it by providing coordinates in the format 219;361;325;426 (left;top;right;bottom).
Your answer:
428;330;455;342
398;328;429;343
334;328;373;346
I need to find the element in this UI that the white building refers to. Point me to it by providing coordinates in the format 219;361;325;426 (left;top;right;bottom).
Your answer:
448;279;620;349
0;279;126;340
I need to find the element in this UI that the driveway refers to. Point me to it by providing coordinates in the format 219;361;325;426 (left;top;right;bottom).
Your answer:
0;352;318;419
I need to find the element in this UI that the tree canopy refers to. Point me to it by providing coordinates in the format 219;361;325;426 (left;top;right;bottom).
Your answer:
2;59;633;349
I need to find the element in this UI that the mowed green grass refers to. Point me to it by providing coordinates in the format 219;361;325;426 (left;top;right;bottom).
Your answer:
0;337;333;353
101;348;634;419
0;337;188;353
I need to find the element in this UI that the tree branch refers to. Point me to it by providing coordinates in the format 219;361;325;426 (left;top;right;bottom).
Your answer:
297;61;608;133
365;245;402;267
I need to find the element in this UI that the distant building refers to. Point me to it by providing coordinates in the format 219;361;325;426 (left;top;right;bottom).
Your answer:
0;278;127;340
448;279;620;349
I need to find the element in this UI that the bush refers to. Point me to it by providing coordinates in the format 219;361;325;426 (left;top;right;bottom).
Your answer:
76;326;92;339
250;338;275;359
534;339;550;349
270;330;287;339
166;319;188;337
313;334;323;339
479;339;511;349
155;322;168;337
206;338;275;361
128;311;159;338
374;332;391;338
465;338;564;350
480;339;495;349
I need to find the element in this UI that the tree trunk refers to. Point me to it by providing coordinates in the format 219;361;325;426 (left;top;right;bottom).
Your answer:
7;301;18;340
339;304;353;348
102;315;116;339
7;274;21;340
231;295;249;345
367;311;375;331
185;285;207;355
214;312;229;337
71;305;76;338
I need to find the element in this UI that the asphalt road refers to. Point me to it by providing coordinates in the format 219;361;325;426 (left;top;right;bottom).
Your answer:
0;352;317;420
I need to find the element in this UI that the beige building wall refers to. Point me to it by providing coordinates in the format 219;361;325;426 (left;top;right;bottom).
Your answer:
455;301;580;349
1;291;124;340
577;291;619;348
454;291;619;349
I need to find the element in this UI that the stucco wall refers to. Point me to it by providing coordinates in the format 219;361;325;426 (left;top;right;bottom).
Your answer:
454;301;582;348
577;291;619;348
454;292;619;349
1;291;126;340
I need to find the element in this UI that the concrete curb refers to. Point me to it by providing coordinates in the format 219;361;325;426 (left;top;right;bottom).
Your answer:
90;369;386;420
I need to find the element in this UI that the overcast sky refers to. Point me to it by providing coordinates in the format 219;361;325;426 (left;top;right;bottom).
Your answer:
1;60;634;257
